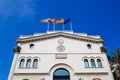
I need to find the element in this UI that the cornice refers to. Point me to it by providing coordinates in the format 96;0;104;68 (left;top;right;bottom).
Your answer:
14;73;49;75
17;32;104;44
14;72;108;75
74;72;108;74
17;53;105;55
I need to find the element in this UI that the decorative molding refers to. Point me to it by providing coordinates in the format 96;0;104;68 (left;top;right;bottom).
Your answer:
56;45;65;52
18;67;38;69
18;56;26;61
32;56;41;61
55;54;67;59
84;67;104;68
58;39;64;44
14;73;49;75
17;32;104;44
18;56;40;61
18;53;105;55
81;56;89;61
26;56;33;59
13;46;21;53
81;56;104;61
95;56;104;61
74;72;108;74
89;56;96;59
93;78;101;80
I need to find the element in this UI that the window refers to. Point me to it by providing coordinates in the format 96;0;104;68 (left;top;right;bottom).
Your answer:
79;78;84;80
87;44;91;49
93;78;101;80
26;59;31;68
97;59;102;68
53;68;70;80
91;59;96;67
84;59;89;68
19;59;25;68
23;79;29;80
33;59;38;68
29;44;34;49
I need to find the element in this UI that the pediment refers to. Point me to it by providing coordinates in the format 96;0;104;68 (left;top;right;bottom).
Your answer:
17;31;104;43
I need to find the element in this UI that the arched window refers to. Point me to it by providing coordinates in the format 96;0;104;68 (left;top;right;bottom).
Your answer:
87;44;91;49
29;43;34;49
19;59;25;68
91;59;96;67
93;78;101;80
84;59;89;68
23;79;29;80
26;59;31;68
53;68;70;80
33;59;38;68
97;59;102;68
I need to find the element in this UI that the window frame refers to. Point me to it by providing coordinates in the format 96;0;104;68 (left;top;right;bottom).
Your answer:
84;59;89;68
97;59;103;68
26;59;31;68
19;59;25;68
33;59;38;68
87;44;92;49
29;43;34;49
91;59;96;68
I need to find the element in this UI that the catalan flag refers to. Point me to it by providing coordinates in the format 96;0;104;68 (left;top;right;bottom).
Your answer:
40;18;54;22
55;18;64;24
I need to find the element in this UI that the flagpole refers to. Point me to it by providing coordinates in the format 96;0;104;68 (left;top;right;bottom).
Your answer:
53;18;55;31
63;23;65;31
63;18;65;31
70;21;73;32
47;22;50;32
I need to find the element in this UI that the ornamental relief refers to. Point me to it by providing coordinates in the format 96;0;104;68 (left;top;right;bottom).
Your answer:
57;39;65;52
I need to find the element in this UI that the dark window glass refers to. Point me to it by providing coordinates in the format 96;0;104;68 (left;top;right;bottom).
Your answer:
26;59;31;68
87;44;91;49
19;59;25;68
30;44;34;49
33;59;38;68
84;59;89;68
91;59;96;67
97;59;102;68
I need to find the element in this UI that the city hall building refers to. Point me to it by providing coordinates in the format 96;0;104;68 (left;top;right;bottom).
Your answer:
8;31;114;80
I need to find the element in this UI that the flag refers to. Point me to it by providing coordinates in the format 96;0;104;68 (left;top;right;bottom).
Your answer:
55;18;64;24
40;18;54;22
64;18;71;24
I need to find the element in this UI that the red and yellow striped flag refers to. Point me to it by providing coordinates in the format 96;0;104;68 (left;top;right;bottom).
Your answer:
55;18;64;24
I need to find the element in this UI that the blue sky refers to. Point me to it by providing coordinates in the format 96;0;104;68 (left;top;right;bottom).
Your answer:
0;0;120;79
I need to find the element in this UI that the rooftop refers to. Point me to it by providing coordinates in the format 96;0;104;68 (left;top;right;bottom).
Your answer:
19;31;101;39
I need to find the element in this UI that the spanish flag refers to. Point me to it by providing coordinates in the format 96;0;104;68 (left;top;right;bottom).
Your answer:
40;18;54;22
55;18;64;24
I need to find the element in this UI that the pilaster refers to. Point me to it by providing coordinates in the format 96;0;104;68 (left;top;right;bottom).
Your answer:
8;52;19;80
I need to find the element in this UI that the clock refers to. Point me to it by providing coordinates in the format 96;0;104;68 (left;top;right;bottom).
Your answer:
58;39;64;44
57;45;65;52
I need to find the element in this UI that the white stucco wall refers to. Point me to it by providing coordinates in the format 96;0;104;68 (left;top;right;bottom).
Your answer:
9;33;114;80
19;37;103;53
13;52;113;80
15;53;109;73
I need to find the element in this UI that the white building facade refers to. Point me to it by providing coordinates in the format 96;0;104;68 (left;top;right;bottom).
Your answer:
8;31;114;80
